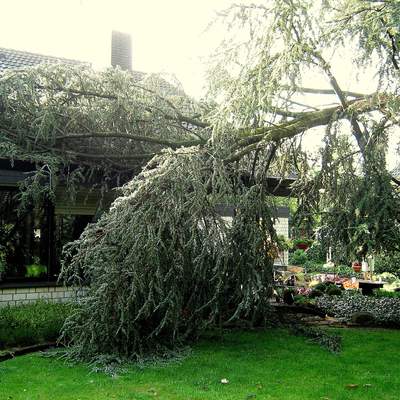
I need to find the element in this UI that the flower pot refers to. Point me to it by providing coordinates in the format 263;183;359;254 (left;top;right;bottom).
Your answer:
296;243;309;250
352;262;361;273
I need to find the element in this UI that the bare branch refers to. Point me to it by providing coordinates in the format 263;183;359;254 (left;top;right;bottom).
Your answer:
295;86;368;98
278;96;320;111
312;52;367;152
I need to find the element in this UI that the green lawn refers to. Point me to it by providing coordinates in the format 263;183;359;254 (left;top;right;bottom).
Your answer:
0;328;399;400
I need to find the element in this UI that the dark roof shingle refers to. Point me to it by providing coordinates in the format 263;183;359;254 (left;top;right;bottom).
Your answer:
391;164;400;179
0;47;88;71
0;46;186;99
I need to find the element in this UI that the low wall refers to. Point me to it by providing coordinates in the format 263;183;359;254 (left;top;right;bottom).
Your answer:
0;284;81;308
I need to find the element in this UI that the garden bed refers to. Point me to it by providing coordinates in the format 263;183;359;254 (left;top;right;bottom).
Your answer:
0;300;74;350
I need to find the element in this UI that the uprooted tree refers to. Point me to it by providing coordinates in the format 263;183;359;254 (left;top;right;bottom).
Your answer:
1;0;400;359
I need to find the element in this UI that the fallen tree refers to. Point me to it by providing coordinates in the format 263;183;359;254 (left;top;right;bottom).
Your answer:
61;148;278;359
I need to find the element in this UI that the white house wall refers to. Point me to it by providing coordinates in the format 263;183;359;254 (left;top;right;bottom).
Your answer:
273;217;289;266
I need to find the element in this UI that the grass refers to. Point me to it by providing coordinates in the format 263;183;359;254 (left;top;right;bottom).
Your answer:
0;328;399;399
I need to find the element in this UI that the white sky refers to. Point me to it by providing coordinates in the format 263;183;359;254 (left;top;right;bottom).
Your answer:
0;0;381;98
0;0;232;98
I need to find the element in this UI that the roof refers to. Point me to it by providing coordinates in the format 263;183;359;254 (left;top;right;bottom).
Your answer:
391;164;400;179
0;46;184;96
0;47;88;71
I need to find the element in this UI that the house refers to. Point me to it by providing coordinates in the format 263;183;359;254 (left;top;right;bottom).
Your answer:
0;33;293;307
0;32;140;306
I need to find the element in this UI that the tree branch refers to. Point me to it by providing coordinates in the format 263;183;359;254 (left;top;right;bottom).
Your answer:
312;52;367;152
35;84;210;129
225;94;388;163
55;133;205;148
64;150;156;161
270;106;307;118
295;86;368;98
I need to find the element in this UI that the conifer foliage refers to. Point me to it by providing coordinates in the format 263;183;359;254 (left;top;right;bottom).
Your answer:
60;147;277;359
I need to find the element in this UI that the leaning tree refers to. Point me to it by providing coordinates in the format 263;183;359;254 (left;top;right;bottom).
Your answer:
1;0;400;360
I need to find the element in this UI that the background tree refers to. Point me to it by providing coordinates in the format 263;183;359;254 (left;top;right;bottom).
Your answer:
206;0;400;260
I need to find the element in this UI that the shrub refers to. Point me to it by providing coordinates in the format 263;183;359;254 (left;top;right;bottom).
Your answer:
305;241;326;263
313;282;329;292
329;265;363;279
372;289;400;299
293;294;315;305
335;265;355;277
276;235;292;251
303;260;324;273
293;294;306;304
309;289;324;298
316;291;400;326
326;285;342;296
374;272;399;284
313;282;339;293
289;249;308;265
0;300;75;349
305;263;362;278
309;282;342;298
351;311;375;325
374;253;400;278
25;263;47;278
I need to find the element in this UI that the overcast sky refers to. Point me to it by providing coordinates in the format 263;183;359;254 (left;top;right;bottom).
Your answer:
0;0;234;98
0;0;378;97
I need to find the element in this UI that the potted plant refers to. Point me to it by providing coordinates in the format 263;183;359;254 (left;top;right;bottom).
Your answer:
352;261;362;273
293;238;313;250
25;257;47;278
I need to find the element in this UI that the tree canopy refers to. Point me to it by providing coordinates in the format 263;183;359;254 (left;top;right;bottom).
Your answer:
1;0;400;359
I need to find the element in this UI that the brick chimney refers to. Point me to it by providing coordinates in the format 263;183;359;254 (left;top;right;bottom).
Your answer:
111;30;132;70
